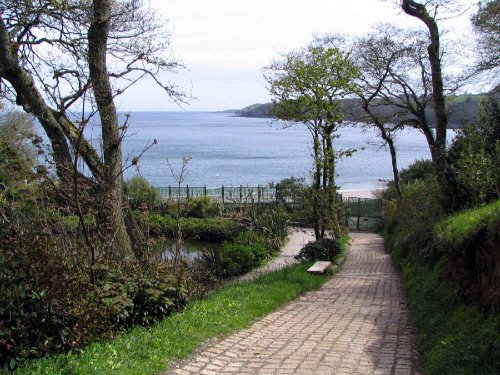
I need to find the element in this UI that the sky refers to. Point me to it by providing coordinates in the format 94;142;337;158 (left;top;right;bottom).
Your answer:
115;0;477;112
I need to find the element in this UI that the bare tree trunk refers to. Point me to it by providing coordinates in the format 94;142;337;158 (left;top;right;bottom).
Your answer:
88;0;132;259
385;136;401;196
313;132;321;239
402;0;449;187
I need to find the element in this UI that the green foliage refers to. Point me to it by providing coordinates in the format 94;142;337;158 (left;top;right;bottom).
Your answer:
384;176;444;261
18;262;329;375
448;96;500;208
124;176;162;210
186;196;217;218
399;260;500;375
265;41;359;237
435;199;500;250
433;200;500;311
382;160;445;261
265;44;360;124
148;216;243;242
382;159;434;200
0;181;187;370
92;263;187;328
246;207;290;250
0;109;38;187
295;238;341;262
218;241;268;277
193;231;270;281
276;176;307;205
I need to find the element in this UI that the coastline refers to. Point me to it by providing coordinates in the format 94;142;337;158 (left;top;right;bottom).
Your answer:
339;188;384;199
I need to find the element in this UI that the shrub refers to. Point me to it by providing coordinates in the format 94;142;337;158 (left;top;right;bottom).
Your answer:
399;260;500;375
382;159;434;201
148;216;243;242
192;231;270;282
276;176;307;205
218;241;268;277
186;196;218;218
447;96;500;209
0;186;188;370
94;262;188;327
247;207;290;250
384;175;445;261
434;200;500;311
295;238;341;262
124;176;162;210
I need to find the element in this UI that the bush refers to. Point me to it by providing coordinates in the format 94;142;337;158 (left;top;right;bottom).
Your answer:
295;238;341;262
124;176;162;210
186;196;218;218
192;231;270;282
0;185;188;370
382;159;434;201
383;175;445;261
148;216;243;242
447;96;500;209
434;200;500;311
218;241;268;277
399;260;500;375
246;207;290;250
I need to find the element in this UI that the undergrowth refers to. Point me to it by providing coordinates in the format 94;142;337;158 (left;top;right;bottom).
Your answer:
399;259;500;375
17;262;330;375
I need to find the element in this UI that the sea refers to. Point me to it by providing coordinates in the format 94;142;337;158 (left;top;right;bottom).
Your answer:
78;111;433;191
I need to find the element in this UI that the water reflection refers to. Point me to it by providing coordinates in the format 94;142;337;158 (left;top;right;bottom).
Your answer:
157;238;222;261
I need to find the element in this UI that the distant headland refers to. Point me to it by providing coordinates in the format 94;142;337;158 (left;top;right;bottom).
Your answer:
228;94;492;129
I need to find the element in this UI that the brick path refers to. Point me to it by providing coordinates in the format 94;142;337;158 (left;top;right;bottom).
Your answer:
165;232;421;375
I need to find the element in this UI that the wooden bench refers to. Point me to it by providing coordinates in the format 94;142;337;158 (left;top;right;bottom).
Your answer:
307;261;331;274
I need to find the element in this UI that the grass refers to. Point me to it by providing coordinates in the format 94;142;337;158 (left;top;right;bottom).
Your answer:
385;200;500;375
17;262;332;374
400;260;500;375
434;199;500;248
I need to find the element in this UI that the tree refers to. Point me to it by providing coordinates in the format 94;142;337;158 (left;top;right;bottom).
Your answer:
264;41;359;239
350;30;413;197
0;0;186;259
471;0;500;83
399;0;461;200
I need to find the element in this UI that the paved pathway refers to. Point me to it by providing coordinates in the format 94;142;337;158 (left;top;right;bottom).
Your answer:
236;227;316;282
165;232;421;375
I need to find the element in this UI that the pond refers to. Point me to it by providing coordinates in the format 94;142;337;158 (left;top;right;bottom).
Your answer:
157;238;223;261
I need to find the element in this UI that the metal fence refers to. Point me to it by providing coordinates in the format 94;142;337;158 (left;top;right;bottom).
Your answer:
155;185;278;205
154;185;384;231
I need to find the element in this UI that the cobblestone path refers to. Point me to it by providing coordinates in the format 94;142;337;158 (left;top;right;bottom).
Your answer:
165;232;421;375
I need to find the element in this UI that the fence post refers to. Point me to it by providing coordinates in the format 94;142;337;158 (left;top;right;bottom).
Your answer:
258;185;261;205
239;185;242;202
357;197;361;231
186;185;190;202
222;185;225;205
204;184;207;196
168;185;171;199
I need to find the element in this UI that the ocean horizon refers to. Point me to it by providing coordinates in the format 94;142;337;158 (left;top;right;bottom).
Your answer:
72;111;433;190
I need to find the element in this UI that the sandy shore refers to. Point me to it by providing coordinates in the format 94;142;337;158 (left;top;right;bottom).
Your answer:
339;188;384;199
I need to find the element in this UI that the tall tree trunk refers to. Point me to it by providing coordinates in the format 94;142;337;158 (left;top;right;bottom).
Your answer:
326;133;340;238
402;0;449;192
88;0;133;259
385;136;401;197
313;132;322;239
361;103;402;196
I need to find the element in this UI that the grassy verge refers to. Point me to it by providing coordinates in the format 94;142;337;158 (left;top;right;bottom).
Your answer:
399;260;499;375
18;263;330;375
386;201;500;375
